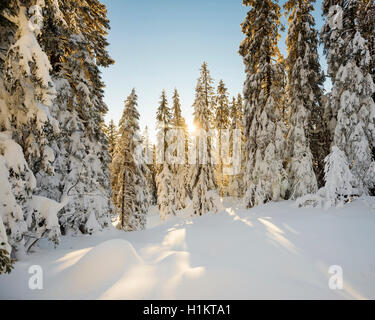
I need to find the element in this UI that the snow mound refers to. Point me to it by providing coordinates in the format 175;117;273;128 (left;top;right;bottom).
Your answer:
58;239;143;298
1;199;375;299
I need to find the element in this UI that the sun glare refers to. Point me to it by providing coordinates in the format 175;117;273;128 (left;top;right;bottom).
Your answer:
188;123;197;134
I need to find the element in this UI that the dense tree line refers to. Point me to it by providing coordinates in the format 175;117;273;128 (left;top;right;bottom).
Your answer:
109;65;245;223
240;0;375;208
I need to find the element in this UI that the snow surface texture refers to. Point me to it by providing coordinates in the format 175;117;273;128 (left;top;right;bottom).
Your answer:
0;198;374;300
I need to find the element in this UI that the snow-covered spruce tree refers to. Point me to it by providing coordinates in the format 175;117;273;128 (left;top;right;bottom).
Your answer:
228;95;245;198
111;90;150;231
191;62;217;167
214;80;230;197
189;79;220;216
240;0;288;208
37;0;114;234
0;0;65;252
321;0;375;202
105;119;118;160
296;145;356;208
155;90;176;219
284;0;327;197
323;146;356;207
170;88;188;211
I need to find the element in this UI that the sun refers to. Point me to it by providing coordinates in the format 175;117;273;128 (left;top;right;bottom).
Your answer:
188;123;197;134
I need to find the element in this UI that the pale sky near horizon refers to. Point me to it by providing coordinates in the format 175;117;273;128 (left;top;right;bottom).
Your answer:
100;0;328;138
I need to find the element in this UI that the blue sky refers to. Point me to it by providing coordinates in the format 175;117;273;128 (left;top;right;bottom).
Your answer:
101;0;328;136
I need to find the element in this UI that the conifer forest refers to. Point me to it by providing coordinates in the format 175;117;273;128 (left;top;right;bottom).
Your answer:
0;0;375;301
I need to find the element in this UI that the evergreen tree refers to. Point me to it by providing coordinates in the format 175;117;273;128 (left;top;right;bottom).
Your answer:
155;90;175;219
105;119;118;160
240;0;288;208
171;88;188;211
323;146;356;207
188;78;220;216
322;0;375;203
284;0;327;197
37;0;114;234
215;80;230;196
228;95;245;198
111;90;150;231
0;0;65;256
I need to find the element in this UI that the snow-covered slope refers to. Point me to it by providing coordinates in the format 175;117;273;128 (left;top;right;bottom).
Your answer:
0;199;374;299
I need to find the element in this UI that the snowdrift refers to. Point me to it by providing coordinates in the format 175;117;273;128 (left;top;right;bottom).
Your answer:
0;199;375;299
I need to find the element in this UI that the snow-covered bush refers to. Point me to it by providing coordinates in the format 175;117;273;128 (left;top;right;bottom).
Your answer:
296;146;357;209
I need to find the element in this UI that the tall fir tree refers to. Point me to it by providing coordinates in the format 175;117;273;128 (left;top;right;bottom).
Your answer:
37;0;115;234
171;88;188;211
188;76;220;216
240;0;288;208
228;95;245;198
214;80;230;196
111;90;150;231
155;90;176;219
284;0;327;197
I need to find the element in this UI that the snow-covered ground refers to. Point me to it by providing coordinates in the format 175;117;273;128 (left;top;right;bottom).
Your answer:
1;198;375;300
